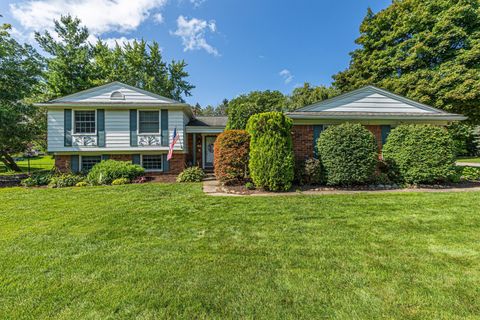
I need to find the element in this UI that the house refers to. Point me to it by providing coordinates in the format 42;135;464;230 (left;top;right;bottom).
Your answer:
37;82;465;175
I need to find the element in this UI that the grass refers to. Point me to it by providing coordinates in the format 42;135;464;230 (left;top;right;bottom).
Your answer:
457;157;480;163
1;183;480;319
0;155;54;174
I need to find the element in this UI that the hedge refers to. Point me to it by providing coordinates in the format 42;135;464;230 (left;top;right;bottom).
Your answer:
383;124;455;184
246;112;294;191
87;160;144;185
317;123;378;186
214;130;250;185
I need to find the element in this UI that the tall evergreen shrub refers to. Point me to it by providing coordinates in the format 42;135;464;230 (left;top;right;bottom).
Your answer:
383;125;455;184
317;123;378;186
246;112;294;191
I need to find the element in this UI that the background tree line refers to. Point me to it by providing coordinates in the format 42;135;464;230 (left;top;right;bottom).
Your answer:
0;15;195;171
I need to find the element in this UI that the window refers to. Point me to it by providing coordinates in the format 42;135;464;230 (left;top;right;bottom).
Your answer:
74;110;96;134
142;155;163;171
110;91;125;100
138;111;160;134
81;156;102;172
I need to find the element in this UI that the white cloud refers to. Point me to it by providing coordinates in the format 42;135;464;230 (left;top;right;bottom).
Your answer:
279;69;294;84
190;0;206;7
9;0;167;39
103;37;139;49
153;13;164;24
172;15;219;56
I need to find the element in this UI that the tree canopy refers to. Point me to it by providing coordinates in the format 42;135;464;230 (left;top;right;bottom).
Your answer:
333;0;480;123
226;91;287;129
288;83;339;110
36;15;195;102
0;22;43;171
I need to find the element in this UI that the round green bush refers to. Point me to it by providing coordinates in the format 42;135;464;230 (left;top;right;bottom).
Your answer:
383;125;455;184
214;130;250;185
177;166;205;183
317;123;378;186
49;174;84;188
87;160;144;185
246;111;294;191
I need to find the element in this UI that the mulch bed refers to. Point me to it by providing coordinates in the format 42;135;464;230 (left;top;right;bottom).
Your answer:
218;181;480;195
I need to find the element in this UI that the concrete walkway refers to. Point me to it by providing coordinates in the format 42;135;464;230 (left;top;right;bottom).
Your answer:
456;162;480;168
203;179;480;197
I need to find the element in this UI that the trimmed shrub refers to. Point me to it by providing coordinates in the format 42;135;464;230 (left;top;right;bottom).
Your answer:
246;112;294;191
295;158;324;185
177;166;205;182
87;160;144;185
460;167;480;181
21;171;53;187
318;123;378;186
383;125;455;184
214;130;250;185
111;178;130;185
49;174;84;188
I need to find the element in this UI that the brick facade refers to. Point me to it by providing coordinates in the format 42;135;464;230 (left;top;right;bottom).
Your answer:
292;124;385;161
54;153;187;175
186;133;203;167
109;154;132;161
55;155;71;173
167;153;187;174
292;125;314;161
365;125;383;151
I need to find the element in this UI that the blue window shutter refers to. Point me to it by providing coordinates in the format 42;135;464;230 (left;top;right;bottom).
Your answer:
64;109;72;146
161;110;169;146
97;109;105;147
162;154;169;172
132;154;141;165
381;125;391;146
101;154;109;161
313;125;324;158
71;155;79;173
130;110;137;147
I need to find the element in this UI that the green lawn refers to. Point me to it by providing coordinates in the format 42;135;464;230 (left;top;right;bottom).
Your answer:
1;184;479;319
0;155;54;174
457;157;480;163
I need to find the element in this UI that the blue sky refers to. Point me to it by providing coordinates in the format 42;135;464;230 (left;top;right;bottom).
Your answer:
1;0;391;106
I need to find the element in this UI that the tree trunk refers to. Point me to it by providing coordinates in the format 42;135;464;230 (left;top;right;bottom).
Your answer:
0;151;21;172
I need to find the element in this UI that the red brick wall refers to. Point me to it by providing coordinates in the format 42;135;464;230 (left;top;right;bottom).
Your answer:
292;125;314;161
186;134;203;167
365;125;383;151
55;155;71;173
109;154;132;161
168;153;187;174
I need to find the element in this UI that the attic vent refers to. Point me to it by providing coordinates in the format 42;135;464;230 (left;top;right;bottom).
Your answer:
110;91;125;100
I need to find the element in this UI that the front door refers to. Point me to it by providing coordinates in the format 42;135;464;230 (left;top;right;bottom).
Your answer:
204;136;216;169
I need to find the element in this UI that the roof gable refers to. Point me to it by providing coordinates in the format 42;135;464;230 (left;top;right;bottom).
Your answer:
296;86;447;114
51;81;180;105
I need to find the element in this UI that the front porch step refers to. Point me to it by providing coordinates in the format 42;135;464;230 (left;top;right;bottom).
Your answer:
203;173;216;181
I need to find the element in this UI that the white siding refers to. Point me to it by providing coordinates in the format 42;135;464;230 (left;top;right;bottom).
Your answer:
305;90;434;113
105;110;130;148
47;110;64;152
54;83;174;104
47;108;188;152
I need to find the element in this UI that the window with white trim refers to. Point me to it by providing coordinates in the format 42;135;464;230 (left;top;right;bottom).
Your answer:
81;155;102;172
142;155;163;171
74;110;96;134
138;111;159;134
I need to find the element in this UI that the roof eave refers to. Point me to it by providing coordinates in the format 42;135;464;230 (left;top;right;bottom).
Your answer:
287;113;467;121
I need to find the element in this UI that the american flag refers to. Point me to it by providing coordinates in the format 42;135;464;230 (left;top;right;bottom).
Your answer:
167;128;180;161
